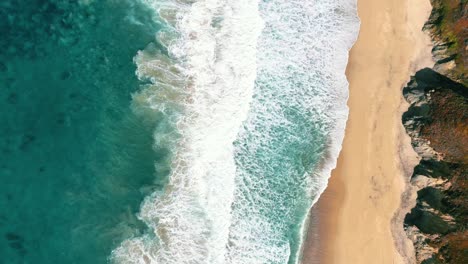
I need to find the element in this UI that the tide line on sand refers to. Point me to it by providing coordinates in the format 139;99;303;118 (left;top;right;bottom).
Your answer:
301;0;434;263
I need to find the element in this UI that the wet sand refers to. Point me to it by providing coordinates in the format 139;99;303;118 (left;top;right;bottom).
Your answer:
301;0;434;263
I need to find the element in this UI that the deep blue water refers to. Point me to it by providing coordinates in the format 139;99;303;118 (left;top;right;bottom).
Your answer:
0;1;167;263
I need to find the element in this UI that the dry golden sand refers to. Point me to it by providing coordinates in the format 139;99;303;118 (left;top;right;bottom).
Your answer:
301;0;434;263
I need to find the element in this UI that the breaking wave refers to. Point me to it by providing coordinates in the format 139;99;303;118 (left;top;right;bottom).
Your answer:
111;0;359;263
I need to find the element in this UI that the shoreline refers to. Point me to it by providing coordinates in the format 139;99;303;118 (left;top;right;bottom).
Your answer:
301;0;434;263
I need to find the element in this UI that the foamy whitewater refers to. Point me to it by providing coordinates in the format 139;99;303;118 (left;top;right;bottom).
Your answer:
112;0;359;263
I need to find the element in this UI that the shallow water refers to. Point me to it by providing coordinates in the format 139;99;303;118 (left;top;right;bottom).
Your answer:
1;0;359;263
112;0;359;263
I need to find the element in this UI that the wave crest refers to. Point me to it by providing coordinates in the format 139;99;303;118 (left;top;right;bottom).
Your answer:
112;0;263;263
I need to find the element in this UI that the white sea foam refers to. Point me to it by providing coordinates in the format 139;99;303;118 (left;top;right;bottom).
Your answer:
112;0;263;263
224;0;359;263
112;0;359;263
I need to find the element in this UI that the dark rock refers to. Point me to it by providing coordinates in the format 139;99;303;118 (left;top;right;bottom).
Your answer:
405;207;453;235
59;70;71;80
5;232;22;241
422;257;442;264
19;134;36;151
418;187;444;211
0;62;7;72
402;47;467;264
7;92;18;104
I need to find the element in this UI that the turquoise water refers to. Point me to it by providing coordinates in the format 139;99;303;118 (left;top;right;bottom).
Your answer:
225;1;359;263
0;1;169;263
1;0;359;263
112;1;359;263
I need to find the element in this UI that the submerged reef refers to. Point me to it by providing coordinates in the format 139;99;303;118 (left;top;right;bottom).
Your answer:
402;1;467;263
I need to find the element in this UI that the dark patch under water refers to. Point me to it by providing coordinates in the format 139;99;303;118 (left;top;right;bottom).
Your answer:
0;0;167;263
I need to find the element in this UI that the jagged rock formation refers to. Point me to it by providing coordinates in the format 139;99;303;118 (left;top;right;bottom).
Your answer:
402;1;467;262
423;0;467;85
402;68;467;264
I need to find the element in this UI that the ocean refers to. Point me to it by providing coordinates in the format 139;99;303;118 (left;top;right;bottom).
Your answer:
0;0;359;263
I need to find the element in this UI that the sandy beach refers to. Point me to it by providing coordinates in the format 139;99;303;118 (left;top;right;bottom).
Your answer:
301;0;434;263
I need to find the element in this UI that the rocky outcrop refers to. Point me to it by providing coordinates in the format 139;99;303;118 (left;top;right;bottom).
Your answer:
402;68;467;264
402;1;467;262
423;0;467;85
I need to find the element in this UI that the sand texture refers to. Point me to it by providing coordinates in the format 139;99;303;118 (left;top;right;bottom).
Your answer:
301;0;434;263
